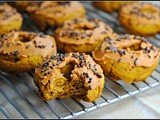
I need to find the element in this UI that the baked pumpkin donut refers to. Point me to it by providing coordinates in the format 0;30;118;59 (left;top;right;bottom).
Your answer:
54;18;113;53
8;2;39;12
92;34;159;84
34;53;105;102
27;1;86;30
0;30;57;73
93;1;134;13
119;3;160;36
0;4;23;35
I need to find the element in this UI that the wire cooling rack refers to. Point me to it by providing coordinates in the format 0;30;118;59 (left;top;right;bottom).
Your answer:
0;2;160;119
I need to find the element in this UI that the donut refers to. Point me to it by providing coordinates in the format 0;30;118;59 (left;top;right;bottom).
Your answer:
93;1;134;13
54;18;113;53
0;30;57;73
34;53;104;102
0;4;23;35
27;1;86;30
119;3;160;36
92;34;159;84
8;2;39;12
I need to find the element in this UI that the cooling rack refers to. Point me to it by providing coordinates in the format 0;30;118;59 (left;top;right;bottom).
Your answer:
0;2;160;119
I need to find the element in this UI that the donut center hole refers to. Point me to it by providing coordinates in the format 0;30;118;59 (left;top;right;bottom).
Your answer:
61;63;74;80
18;35;31;43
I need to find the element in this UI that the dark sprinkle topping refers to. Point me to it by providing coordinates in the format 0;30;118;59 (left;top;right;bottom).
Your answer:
72;53;79;59
41;69;47;73
104;37;112;42
7;43;11;47
88;78;92;83
12;51;19;55
148;55;151;58
51;55;57;60
92;69;102;78
26;45;30;49
118;49;126;56
131;55;134;59
37;63;41;68
82;72;89;78
118;58;122;62
118;35;130;40
81;35;86;39
134;58;138;66
73;19;78;24
42;63;49;69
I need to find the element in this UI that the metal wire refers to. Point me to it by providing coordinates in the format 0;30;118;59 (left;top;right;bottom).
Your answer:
0;2;160;119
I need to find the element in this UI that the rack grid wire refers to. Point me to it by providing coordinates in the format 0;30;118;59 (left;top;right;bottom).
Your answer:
0;2;160;119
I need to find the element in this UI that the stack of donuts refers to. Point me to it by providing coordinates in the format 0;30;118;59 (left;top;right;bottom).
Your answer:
0;1;159;102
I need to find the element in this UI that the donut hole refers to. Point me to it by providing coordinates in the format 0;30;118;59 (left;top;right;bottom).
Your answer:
18;35;31;43
14;58;20;63
61;63;74;80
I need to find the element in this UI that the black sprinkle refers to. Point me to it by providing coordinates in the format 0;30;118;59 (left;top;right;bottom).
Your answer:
37;63;41;68
48;71;52;74
148;55;151;58
13;51;19;55
51;55;57;60
7;43;11;47
26;45;30;49
118;58;122;62
134;58;138;66
131;55;134;59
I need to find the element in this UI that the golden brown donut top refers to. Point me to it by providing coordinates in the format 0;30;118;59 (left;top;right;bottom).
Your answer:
0;4;22;24
0;31;57;58
54;18;113;45
35;53;104;90
119;3;160;23
92;34;160;67
27;1;85;19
